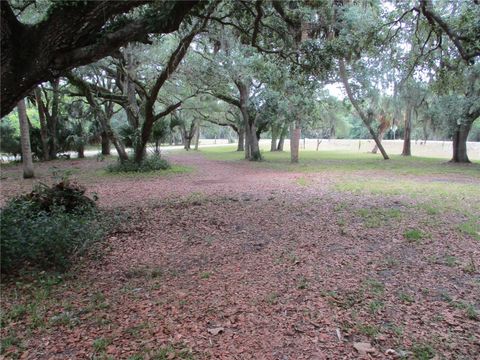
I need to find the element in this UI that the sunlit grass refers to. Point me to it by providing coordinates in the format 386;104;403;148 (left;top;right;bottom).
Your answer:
199;146;480;177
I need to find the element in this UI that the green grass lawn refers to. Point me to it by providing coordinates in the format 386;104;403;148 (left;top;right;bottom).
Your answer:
200;146;480;177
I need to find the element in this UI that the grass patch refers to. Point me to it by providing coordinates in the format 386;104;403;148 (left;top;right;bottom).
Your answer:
297;276;308;290
200;146;480;177
265;292;279;305
404;229;424;242
363;278;385;296
336;179;480;214
92;337;111;353
356;323;381;337
458;218;480;240
355;207;402;228
368;300;384;314
398;292;415;304
200;271;212;279
411;343;436;359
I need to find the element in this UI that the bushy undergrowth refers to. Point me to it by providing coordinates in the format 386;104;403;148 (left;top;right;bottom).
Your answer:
106;154;170;173
1;181;103;273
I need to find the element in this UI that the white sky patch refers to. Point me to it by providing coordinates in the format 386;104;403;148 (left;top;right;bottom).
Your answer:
325;83;345;99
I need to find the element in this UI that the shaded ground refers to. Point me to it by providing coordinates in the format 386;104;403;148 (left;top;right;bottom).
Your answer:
1;151;479;359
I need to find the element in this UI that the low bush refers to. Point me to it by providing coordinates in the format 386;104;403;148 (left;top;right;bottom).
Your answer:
0;181;103;274
106;154;170;173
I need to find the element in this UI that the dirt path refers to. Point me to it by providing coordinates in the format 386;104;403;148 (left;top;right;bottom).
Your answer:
1;153;479;359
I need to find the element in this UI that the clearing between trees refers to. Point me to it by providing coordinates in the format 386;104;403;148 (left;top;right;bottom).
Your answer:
1;149;479;359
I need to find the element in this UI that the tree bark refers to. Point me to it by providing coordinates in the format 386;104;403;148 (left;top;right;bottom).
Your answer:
34;87;50;161
17;99;34;178
290;120;301;163
451;122;472;163
194;121;200;150
184;136;192;151
372;113;390;154
237;81;261;161
0;1;199;117
235;128;244;152
47;79;60;159
270;125;278;151
101;132;111;155
277;124;287;151
77;144;85;159
402;106;412;156
339;59;389;160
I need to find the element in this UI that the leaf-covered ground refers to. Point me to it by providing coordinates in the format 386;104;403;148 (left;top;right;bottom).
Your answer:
1;152;479;359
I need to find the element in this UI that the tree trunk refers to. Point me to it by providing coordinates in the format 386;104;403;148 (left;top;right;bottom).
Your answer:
77;144;85;158
277;124;286;151
237;80;261;161
194;122;200;150
47;79;60;159
290;120;301;163
34;87;50;161
339;59;389;160
101;132;111;155
372;127;387;154
184;136;191;151
451;122;472;163
402;106;412;156
372;113;390;154
97;112;128;162
17;99;34;178
237;128;245;151
270;125;278;151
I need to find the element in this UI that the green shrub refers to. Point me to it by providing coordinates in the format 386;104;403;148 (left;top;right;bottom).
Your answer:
106;154;170;173
15;181;96;213
1;182;103;273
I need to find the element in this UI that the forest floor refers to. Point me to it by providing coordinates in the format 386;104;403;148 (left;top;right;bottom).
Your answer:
1;149;479;359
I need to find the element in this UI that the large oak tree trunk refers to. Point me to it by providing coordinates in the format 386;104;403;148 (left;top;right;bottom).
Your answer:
17;99;34;178
237;128;245;152
101;132;111;155
0;1;199;117
270;125;278;151
77;144;85;159
184;133;192;151
194;122;200;150
237;81;261;161
402;106;412;156
451;122;472;163
290;120;301;163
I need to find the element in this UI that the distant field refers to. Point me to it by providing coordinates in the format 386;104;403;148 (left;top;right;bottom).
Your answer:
255;138;480;160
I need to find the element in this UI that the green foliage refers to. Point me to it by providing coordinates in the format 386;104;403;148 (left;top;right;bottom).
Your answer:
107;154;171;173
0;121;20;157
0;182;103;273
16;180;96;213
